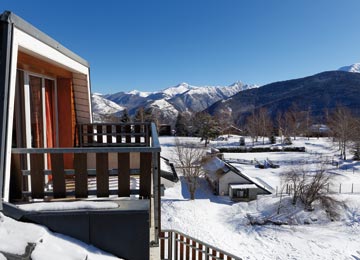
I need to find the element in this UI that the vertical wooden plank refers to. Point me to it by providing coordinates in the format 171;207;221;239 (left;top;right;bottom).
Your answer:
219;252;224;260
205;247;210;260
174;233;179;260
125;124;131;143
75;153;88;198
51;153;66;198
96;153;109;197
140;152;152;198
198;243;203;260
10;154;22;200
135;124;141;143
179;235;184;260
226;255;231;260
168;231;173;260
106;125;112;144
191;240;196;260
160;232;165;260
87;124;93;144
212;248;217;260
117;153;130;197
116;125;122;144
30;153;44;199
97;125;103;144
186;237;190;260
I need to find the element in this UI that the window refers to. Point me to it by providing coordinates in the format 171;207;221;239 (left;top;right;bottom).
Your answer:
235;189;249;198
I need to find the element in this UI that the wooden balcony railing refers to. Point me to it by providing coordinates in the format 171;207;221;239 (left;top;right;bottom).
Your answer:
77;122;152;147
160;230;241;260
11;123;160;200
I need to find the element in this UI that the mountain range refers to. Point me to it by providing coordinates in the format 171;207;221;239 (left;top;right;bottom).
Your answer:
92;63;360;125
93;82;257;123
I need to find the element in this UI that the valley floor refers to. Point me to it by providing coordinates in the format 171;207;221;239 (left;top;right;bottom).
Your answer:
160;136;360;260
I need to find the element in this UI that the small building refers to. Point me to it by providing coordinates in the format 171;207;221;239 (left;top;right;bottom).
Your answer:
202;155;271;201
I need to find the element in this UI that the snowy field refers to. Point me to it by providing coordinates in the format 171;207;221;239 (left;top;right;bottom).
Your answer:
161;136;360;259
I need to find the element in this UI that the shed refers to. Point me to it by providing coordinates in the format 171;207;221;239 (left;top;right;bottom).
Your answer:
202;155;271;201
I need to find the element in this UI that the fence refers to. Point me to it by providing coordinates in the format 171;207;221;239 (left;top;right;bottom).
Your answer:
160;230;241;260
275;183;360;196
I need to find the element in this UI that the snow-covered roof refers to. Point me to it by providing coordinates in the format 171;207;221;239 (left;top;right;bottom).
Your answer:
203;156;272;194
230;184;257;189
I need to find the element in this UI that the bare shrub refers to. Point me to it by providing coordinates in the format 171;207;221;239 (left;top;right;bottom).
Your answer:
282;163;342;218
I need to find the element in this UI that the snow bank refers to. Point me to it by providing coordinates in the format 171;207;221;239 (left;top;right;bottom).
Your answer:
18;201;119;212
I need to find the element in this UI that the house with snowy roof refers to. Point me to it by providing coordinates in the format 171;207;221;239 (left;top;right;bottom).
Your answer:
202;155;271;201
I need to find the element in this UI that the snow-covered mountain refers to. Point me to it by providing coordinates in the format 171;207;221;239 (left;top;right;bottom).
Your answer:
92;93;125;122
338;63;360;73
96;81;257;124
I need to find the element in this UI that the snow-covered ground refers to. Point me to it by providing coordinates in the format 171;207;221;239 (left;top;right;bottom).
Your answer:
0;212;121;260
160;136;360;259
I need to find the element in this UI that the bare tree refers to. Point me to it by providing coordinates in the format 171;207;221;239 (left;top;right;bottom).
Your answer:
328;106;357;160
258;108;273;144
173;139;206;200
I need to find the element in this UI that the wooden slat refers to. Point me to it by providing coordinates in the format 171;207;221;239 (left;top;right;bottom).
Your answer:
106;125;112;144
135;124;141;143
87;124;93;144
97;125;103;144
140;153;152;198
175;233;179;260
186;238;190;260
206;247;210;260
179;235;184;260
116;125;122;143
168;231;173;260
30;154;45;198
192;240;196;260
96;153;109;197
74;153;88;198
118;153;130;197
219;252;224;260
160;232;165;259
51;153;66;198
125;125;131;143
212;248;217;260
198;243;203;260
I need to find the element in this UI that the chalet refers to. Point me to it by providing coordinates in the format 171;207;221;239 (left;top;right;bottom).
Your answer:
0;11;161;259
202;155;271;201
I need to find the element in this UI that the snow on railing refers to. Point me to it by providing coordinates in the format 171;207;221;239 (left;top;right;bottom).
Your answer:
160;229;241;260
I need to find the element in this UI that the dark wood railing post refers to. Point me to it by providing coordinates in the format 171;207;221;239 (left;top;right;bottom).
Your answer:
97;125;103;145
106;125;112;144
118;153;130;197
75;153;88;198
30;153;45;199
140;152;152;198
96;153;109;197
51;153;66;198
87;124;93;144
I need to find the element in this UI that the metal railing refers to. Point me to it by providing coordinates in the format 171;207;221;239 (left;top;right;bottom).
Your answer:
160;229;241;260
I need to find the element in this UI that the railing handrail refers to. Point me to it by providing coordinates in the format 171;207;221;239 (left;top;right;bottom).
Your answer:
12;146;161;154
161;229;241;260
78;122;152;126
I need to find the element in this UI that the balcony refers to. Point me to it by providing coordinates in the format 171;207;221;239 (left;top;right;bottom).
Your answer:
8;122;161;260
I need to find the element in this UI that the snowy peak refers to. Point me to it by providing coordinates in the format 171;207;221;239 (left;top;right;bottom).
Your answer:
127;90;151;97
338;63;360;73
91;93;125;122
160;82;192;97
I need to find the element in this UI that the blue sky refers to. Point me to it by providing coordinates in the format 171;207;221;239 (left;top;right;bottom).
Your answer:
2;0;360;93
